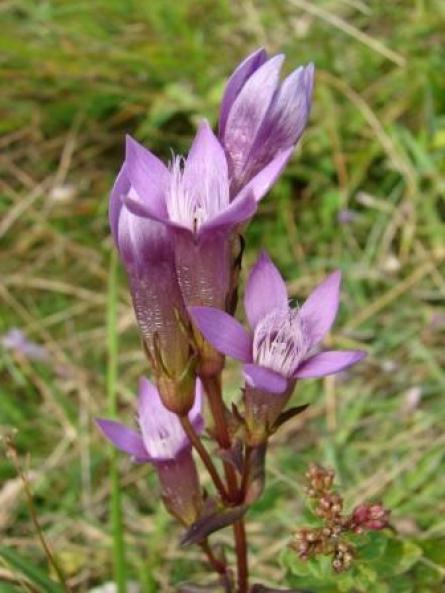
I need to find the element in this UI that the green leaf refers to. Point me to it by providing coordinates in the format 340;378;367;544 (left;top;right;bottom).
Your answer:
419;537;445;565
336;573;357;592
356;563;378;584
357;531;388;561
307;555;332;579
369;538;422;577
0;545;63;593
396;540;423;573
280;549;311;578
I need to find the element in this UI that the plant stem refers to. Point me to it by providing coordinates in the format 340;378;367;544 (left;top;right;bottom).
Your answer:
180;415;229;502
107;251;127;593
240;446;252;497
200;540;227;575
233;521;248;593
201;375;249;593
202;375;239;499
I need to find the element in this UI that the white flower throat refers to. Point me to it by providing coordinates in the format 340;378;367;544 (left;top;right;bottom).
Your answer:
138;403;184;460
165;155;229;232
253;308;310;377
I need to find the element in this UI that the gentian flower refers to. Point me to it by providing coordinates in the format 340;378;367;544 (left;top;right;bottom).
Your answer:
110;166;195;414
190;252;365;443
122;121;289;375
96;377;203;525
1;328;48;362
219;48;314;195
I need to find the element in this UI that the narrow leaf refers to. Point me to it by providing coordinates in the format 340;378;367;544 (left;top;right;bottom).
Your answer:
272;404;310;431
0;545;63;593
181;505;248;546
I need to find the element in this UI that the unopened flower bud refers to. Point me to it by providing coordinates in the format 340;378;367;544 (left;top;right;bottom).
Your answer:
219;49;314;197
351;503;390;531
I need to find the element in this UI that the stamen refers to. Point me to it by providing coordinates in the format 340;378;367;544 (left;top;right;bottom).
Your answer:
253;308;310;377
165;153;229;232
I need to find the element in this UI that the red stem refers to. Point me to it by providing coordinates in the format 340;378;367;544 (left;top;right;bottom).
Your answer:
200;540;228;575
233;521;248;593
201;375;249;593
180;415;229;503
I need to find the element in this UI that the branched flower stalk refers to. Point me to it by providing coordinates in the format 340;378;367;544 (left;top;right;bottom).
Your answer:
97;48;376;592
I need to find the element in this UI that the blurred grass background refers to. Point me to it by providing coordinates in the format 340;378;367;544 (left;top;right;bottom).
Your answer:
0;0;444;591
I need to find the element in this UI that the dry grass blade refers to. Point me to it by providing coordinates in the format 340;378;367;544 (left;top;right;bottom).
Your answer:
287;0;406;66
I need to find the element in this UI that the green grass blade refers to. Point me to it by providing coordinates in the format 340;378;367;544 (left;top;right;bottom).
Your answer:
106;250;127;593
0;545;63;593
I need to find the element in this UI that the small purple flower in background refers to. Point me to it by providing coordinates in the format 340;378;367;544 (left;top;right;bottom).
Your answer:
337;208;358;225
190;252;365;442
1;328;48;362
110;168;196;413
96;377;203;525
219;48;314;195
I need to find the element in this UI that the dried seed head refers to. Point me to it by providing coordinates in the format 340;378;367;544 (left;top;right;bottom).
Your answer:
291;463;391;575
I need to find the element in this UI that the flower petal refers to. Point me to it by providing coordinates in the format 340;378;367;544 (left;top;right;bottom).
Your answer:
189;306;252;362
109;164;130;247
124;192;190;236
251;63;314;163
124;191;182;227
138;377;189;461
190;378;204;434
238;147;294;203
223;55;284;179
199;190;257;236
298;270;342;347
183;120;229;212
219;48;268;137
244;251;288;329
95;418;150;461
124;135;170;219
293;350;366;379
117;204;175;273
243;363;288;394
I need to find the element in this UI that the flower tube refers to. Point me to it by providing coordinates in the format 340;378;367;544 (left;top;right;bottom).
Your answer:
190;252;365;444
96;377;203;525
110;166;195;413
219;48;314;196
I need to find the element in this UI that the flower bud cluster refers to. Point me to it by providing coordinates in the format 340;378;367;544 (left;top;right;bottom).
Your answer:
290;464;390;572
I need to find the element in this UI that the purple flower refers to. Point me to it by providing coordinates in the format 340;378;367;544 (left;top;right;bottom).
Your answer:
1;328;48;362
219;48;314;195
337;208;358;225
124;120;289;237
190;253;365;442
121;122;290;375
96;377;203;525
191;252;365;390
122;121;289;306
110;167;195;413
